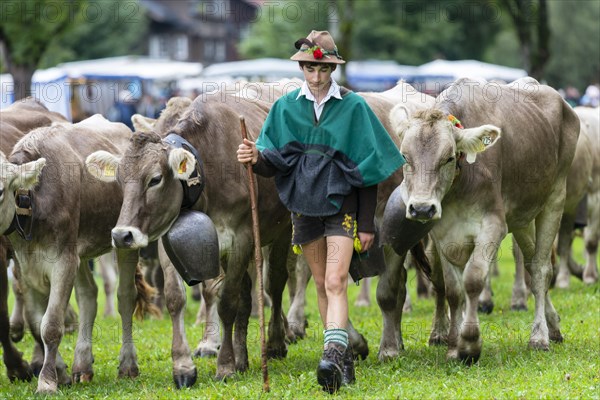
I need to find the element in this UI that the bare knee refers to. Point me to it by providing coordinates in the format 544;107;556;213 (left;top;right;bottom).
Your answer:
324;273;347;297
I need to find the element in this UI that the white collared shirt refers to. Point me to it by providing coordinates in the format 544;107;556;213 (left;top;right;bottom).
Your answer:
297;79;342;121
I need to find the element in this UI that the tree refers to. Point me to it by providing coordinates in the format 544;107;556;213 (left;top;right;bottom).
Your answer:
498;0;550;79
0;0;148;101
40;0;148;68
238;1;329;59
0;0;85;101
544;0;600;91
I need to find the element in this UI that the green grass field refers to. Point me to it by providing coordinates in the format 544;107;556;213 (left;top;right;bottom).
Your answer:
1;236;598;399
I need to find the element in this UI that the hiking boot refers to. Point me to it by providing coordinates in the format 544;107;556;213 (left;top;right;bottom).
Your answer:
342;343;355;385
316;343;344;393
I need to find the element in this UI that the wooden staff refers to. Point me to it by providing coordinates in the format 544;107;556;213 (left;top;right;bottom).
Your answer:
240;116;270;392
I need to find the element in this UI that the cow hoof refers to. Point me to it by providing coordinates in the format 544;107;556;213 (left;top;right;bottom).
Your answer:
58;370;72;386
36;379;58;395
377;348;399;362
215;368;236;382
289;322;306;340
193;347;218;358
352;334;369;360
529;340;550;351
354;299;370;308
550;332;564;343
7;361;33;382
583;274;598;285
118;365;140;379
458;351;480;366
173;368;197;389
72;370;94;383
267;345;288;360
478;300;494;314
428;335;448;346
511;304;528;312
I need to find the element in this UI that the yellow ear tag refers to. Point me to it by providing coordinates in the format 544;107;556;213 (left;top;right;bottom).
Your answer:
103;165;116;177
178;159;187;174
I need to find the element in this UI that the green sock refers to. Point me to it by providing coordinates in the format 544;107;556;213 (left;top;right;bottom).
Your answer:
323;328;348;350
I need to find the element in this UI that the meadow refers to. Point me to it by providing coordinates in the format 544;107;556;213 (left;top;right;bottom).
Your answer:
0;235;598;399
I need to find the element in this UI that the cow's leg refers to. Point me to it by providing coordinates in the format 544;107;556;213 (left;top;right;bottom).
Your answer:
354;277;371;307
477;260;494;314
376;250;407;361
250;249;272;318
583;192;599;284
216;237;252;380
72;259;98;383
157;241;196;388
514;221;560;350
511;237;529;311
115;248;139;379
29;254;77;394
9;259;25;343
555;213;582;288
193;278;221;358
233;270;251;372
440;255;465;361
428;249;449;346
458;226;505;365
287;255;310;339
98;252;117;317
0;243;32;382
265;233;291;359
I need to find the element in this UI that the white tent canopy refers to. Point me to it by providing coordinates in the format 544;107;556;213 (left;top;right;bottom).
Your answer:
1;56;203;120
59;56;203;81
415;59;527;82
1;68;71;119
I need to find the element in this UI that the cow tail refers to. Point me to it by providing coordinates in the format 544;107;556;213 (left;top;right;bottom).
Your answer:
133;263;161;320
409;240;432;280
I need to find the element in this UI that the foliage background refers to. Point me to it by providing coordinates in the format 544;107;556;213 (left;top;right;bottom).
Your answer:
1;0;599;92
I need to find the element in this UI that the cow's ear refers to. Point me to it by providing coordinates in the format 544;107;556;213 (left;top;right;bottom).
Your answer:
131;114;156;132
389;104;411;141
85;151;121;182
168;148;195;180
5;158;46;190
454;124;501;164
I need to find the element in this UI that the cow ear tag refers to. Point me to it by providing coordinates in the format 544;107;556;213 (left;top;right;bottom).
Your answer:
482;136;492;146
178;159;187;174
103;164;116;178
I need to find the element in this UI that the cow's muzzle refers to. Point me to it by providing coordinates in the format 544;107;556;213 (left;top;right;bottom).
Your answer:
112;227;149;249
407;202;440;221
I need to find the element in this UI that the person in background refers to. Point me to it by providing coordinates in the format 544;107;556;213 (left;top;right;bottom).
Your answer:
108;89;137;130
237;30;405;393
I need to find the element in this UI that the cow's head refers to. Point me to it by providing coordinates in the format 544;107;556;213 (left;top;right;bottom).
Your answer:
0;152;46;234
86;131;197;249
390;106;500;221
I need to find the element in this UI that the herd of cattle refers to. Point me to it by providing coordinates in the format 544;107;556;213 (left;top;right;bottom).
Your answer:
0;77;598;394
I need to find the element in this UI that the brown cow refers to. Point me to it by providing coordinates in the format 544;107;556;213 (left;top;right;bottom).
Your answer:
1;98;66;382
6;115;184;394
557;106;600;285
0;152;46;382
86;92;295;380
386;77;579;363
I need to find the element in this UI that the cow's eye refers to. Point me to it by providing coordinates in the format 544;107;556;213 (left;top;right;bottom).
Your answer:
446;156;455;164
148;175;162;187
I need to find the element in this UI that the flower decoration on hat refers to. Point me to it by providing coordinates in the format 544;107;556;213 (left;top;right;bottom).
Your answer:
294;38;342;61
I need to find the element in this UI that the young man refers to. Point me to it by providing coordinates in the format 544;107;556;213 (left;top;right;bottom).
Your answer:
237;30;405;393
